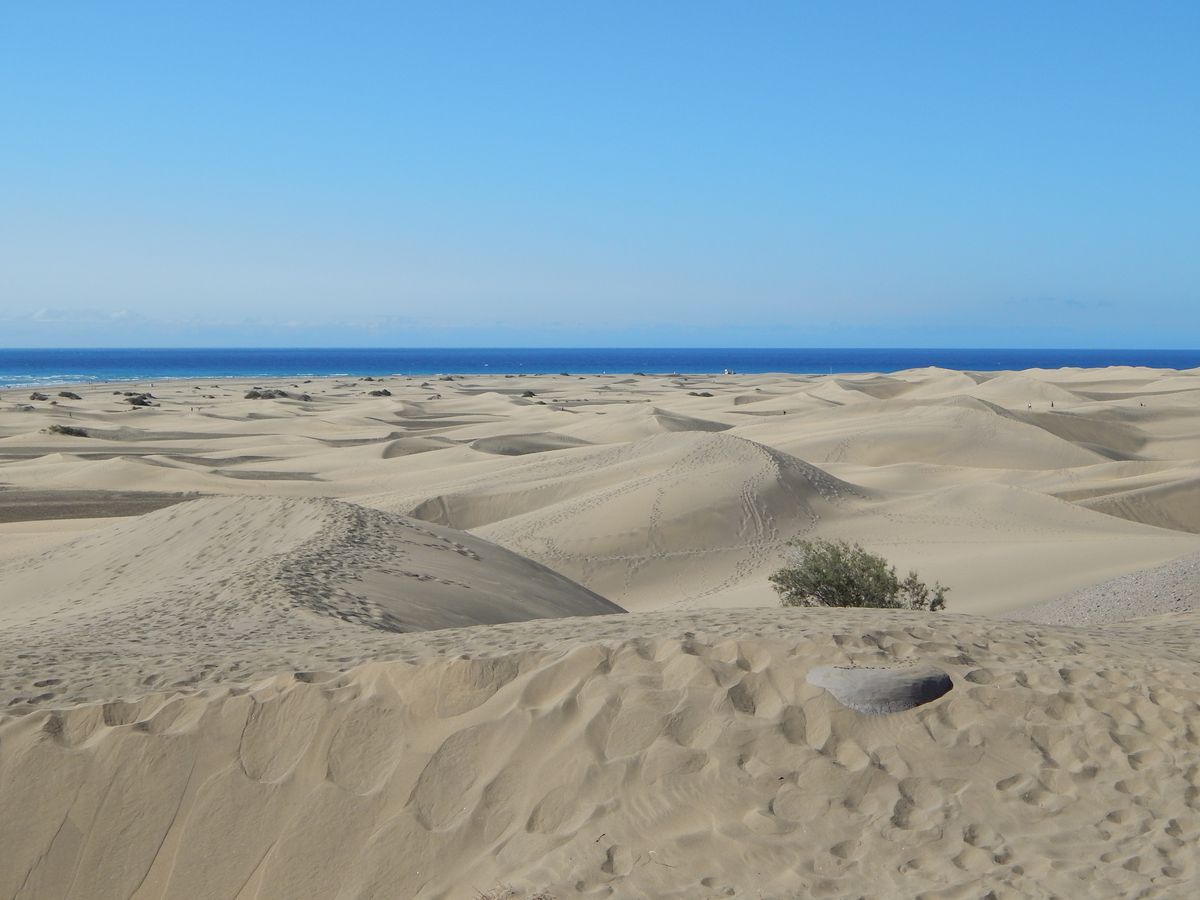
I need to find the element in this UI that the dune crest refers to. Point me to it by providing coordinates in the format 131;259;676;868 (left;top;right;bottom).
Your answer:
5;367;1200;613
394;432;864;609
2;606;1197;899
0;495;621;708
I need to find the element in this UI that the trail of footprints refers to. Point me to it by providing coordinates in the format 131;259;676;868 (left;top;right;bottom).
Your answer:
5;616;1197;897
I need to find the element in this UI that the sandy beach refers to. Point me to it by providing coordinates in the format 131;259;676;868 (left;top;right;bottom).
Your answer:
3;366;1200;897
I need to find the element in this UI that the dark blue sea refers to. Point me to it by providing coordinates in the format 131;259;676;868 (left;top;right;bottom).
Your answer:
2;348;1198;389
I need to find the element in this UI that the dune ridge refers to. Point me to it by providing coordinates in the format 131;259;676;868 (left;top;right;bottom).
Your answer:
5;367;1200;613
0;495;620;710
3;606;1198;898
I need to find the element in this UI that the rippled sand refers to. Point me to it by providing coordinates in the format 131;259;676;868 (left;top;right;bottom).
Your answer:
3;366;1200;897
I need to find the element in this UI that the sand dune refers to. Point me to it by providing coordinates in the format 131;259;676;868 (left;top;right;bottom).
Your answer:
5;368;1198;613
1011;408;1150;459
748;401;1109;469
379;432;864;610
1077;476;1200;533
4;366;1200;897
3;607;1198;899
380;434;459;457
964;371;1086;406
886;368;987;398
560;405;734;443
468;431;594;456
0;495;620;709
827;374;917;400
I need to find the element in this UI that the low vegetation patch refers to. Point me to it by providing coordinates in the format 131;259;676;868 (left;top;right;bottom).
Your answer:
45;424;90;437
476;888;554;900
245;388;312;401
770;538;948;611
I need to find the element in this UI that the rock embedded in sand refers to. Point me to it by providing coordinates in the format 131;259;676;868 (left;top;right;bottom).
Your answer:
807;664;953;714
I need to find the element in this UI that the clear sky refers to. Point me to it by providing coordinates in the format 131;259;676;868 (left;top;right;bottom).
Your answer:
1;1;1197;348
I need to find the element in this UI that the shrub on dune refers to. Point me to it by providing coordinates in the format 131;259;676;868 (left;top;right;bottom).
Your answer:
770;538;948;611
45;424;90;437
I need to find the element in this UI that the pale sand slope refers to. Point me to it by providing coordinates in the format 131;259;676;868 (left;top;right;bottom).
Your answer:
0;495;620;709
1006;551;1200;626
6;366;1200;614
369;432;862;611
2;607;1198;899
360;429;1195;614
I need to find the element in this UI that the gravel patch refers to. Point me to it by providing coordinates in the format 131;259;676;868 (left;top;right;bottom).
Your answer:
1004;551;1200;626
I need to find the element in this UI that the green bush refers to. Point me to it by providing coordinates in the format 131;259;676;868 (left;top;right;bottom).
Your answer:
769;538;947;611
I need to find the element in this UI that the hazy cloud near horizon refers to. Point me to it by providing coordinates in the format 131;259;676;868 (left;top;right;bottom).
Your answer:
1;305;1188;350
1;3;1196;348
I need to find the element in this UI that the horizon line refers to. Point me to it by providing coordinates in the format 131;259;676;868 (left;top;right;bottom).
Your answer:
5;346;1200;353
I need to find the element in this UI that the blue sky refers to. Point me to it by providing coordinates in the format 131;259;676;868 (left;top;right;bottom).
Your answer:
1;1;1197;347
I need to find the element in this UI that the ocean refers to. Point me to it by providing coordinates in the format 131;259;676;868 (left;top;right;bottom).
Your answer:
1;347;1198;389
